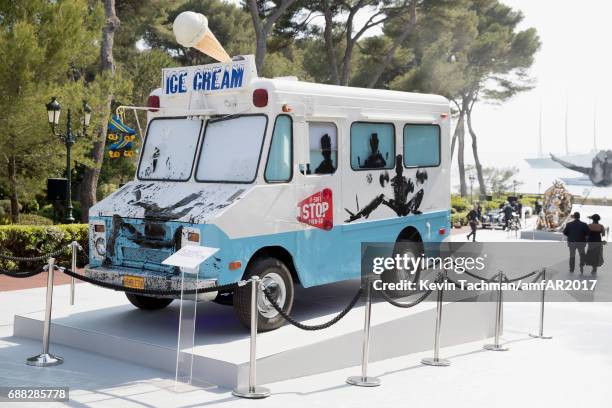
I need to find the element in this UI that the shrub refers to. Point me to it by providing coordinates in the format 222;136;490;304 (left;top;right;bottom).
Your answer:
0;224;88;271
37;204;55;221
451;211;469;228
16;214;53;225
451;195;470;212
22;199;40;213
0;200;15;224
36;202;83;223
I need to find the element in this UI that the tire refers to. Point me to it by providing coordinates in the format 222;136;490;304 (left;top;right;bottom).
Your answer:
213;291;234;306
381;236;424;298
125;293;173;310
234;256;294;332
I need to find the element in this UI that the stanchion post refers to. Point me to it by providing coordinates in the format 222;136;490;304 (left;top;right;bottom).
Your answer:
232;276;270;399
484;272;508;351
26;258;63;367
69;241;79;305
347;280;381;386
530;268;552;339
422;277;450;366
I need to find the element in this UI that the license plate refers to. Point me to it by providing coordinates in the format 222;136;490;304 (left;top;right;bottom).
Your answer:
124;275;145;289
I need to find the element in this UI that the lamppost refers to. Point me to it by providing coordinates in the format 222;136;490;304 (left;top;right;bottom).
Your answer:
512;179;518;196
468;173;476;203
45;97;92;223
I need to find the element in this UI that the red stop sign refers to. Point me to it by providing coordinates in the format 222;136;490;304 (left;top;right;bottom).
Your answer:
297;188;333;230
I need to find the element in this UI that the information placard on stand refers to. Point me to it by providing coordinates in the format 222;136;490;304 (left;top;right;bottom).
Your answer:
163;246;219;390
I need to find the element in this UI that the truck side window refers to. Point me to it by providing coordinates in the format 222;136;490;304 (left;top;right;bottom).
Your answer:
265;115;293;182
403;124;440;167
350;122;394;170
302;122;337;175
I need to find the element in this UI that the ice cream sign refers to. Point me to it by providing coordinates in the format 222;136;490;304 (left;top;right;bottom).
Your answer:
163;61;250;95
165;11;257;96
297;189;334;230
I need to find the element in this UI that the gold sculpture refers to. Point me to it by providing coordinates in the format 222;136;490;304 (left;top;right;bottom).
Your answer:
536;180;573;231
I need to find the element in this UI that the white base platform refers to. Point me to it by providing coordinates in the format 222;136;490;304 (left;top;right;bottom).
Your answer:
13;282;495;389
520;230;566;241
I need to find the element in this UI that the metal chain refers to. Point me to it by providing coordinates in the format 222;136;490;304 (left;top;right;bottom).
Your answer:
0;245;70;262
60;267;240;296
262;286;363;331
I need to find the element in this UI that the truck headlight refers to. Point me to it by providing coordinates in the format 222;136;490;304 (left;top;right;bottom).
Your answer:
95;237;106;256
91;221;106;260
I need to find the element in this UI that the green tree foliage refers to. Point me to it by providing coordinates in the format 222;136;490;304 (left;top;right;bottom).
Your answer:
1;0;541;224
387;0;540;197
0;0;104;223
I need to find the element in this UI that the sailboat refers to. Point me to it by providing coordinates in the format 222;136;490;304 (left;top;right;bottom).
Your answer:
525;101;597;169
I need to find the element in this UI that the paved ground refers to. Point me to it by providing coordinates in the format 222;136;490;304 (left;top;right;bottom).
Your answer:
0;204;609;407
0;284;610;408
0;270;81;292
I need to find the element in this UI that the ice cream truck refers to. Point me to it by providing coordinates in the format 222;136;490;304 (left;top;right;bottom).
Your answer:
86;14;450;331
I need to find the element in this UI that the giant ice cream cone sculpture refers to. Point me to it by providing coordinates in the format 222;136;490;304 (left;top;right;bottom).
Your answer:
173;11;231;63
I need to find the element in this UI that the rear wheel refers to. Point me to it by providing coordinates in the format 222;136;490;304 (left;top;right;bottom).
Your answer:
233;256;294;332
381;236;424;298
125;293;173;310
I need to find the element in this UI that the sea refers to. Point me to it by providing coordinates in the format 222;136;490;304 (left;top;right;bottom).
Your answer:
450;151;612;200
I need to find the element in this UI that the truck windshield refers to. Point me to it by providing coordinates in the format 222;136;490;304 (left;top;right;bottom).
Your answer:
137;118;202;181
195;115;267;183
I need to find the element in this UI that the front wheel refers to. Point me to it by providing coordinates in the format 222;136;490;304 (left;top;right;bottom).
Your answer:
233;257;294;332
125;293;173;310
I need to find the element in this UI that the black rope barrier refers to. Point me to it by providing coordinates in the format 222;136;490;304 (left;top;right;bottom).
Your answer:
443;275;463;287
60;268;240;296
262;286;363;331
503;270;539;283
378;287;434;308
531;270;545;283
461;270;500;282
0;266;47;278
0;246;70;263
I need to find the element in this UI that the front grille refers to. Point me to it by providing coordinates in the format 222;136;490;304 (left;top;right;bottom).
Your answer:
122;247;172;264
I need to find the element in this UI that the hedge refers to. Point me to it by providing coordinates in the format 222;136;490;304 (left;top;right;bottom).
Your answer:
451;211;469;228
0;224;88;271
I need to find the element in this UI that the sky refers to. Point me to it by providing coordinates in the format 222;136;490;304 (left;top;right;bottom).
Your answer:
229;1;610;158
470;0;611;158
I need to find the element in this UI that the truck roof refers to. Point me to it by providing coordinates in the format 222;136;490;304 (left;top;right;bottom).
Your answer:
253;76;449;107
155;55;449;117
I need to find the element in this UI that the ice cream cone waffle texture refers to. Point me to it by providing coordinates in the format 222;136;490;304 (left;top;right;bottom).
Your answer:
173;11;231;63
194;30;231;62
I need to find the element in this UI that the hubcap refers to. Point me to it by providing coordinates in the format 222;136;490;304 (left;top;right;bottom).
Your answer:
257;272;286;318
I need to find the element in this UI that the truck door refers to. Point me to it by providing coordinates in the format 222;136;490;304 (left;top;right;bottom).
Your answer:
293;120;346;285
340;121;400;275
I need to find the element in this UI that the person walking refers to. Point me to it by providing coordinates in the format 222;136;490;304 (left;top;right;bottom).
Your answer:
563;212;590;273
502;202;513;231
585;214;606;275
467;205;479;242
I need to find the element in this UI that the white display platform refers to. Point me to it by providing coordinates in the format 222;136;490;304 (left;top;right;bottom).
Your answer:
13;282;495;389
520;230;566;241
